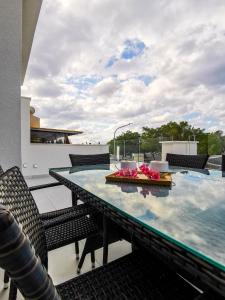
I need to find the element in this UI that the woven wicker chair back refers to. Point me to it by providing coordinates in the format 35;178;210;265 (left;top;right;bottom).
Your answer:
0;165;4;176
222;155;225;172
166;153;209;169
0;166;48;267
69;153;110;166
0;205;60;300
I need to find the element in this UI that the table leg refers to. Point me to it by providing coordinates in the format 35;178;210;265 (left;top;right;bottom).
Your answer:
103;215;109;265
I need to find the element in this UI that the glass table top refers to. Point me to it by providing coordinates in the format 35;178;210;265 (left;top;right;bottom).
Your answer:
50;164;225;271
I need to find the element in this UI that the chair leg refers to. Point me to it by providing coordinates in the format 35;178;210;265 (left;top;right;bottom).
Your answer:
91;251;95;269
77;250;87;274
103;245;108;265
131;242;139;252
103;216;109;265
72;190;79;258
9;281;17;300
71;191;78;206
3;271;9;289
75;241;79;260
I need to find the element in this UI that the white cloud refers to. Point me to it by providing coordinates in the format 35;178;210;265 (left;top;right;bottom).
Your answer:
93;77;120;97
22;0;225;143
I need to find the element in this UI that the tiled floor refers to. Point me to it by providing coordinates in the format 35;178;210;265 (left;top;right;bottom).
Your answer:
0;175;132;299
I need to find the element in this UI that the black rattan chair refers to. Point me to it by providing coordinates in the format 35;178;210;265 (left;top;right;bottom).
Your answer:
68;156;110;210
69;153;110;167
0;167;98;300
0;204;205;300
69;153;110;205
69;155;109;216
166;153;209;169
222;155;225;172
0;165;4;176
0;165;94;258
144;152;155;162
0;165;93;230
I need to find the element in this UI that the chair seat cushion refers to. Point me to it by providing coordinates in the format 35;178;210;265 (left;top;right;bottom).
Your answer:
45;216;98;251
56;250;200;300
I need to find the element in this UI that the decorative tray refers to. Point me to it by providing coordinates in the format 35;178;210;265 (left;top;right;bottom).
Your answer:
105;172;172;186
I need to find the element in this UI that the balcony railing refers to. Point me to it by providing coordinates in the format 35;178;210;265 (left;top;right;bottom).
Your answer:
109;135;223;166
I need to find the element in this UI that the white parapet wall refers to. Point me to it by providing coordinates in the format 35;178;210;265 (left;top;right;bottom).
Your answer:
22;144;109;177
160;141;198;161
21;97;109;177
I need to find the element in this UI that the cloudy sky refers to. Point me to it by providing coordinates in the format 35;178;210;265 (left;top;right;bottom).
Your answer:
22;0;225;143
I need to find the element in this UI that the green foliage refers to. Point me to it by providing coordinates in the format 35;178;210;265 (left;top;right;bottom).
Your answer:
115;130;140;141
207;132;223;155
142;121;205;141
108;121;225;156
108;130;140;154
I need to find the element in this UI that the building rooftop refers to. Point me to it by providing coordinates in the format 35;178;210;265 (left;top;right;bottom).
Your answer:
31;127;82;136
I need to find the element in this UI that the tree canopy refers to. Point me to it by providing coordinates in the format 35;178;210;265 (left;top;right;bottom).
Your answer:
142;121;205;140
108;121;225;155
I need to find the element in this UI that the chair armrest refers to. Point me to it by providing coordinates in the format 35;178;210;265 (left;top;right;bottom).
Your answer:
29;182;62;191
41;204;94;229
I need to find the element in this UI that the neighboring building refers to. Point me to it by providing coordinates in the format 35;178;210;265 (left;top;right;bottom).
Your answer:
21;96;108;177
30;127;81;144
29;105;82;144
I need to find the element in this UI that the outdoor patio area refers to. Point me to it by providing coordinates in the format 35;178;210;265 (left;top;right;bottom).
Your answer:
1;153;225;299
1;1;225;299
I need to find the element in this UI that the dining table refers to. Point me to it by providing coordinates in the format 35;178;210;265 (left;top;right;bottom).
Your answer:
50;164;225;297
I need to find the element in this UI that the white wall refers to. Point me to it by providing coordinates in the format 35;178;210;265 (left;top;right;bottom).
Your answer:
21;97;109;176
0;0;22;169
22;144;109;176
21;97;31;166
22;0;43;82
160;141;198;161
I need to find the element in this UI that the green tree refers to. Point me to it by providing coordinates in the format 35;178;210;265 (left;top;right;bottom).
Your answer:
108;130;140;155
208;132;223;155
107;121;225;156
116;130;140;141
142;121;209;154
142;121;206;141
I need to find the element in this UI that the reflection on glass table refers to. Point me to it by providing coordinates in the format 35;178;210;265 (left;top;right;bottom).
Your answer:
50;164;225;272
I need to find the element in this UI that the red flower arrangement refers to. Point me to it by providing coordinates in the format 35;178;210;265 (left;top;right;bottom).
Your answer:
139;164;160;180
115;164;161;181
115;168;138;178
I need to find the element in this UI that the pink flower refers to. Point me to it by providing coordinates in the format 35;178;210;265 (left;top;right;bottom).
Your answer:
139;164;149;175
139;165;160;180
115;165;160;180
151;170;160;180
115;168;137;178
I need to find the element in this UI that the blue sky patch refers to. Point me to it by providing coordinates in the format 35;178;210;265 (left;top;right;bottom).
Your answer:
203;116;218;125
138;75;154;86
67;75;102;91
183;112;201;120
105;38;146;68
105;56;118;68
139;209;157;221
121;39;146;60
